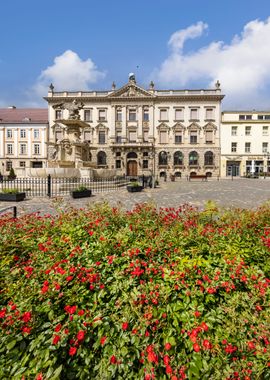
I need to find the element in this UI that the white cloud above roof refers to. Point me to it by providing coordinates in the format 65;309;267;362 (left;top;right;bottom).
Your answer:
153;18;270;109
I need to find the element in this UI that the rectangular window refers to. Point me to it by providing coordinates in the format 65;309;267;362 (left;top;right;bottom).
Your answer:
143;108;149;121
175;133;182;144
55;110;62;119
98;109;106;121
33;129;40;139
6;161;12;171
128;109;136;121
231;142;237;152
205;130;213;143
20;129;26;138
205;108;214;120
190;131;198;144
116;131;122;143
231;126;237;136
239;114;252;120
84;109;92;122
84;130;91;142
19;161;26;168
115;160;121;169
143;130;149;142
262;142;268;153
263;126;269;135
7;144;13;154
190;108;198;120
245;142;251;153
129;131;137;142
160;109;168;121
258;114;270;120
175;108;183;120
98;131;106;144
160;131;167;144
245;126;251;136
143;160;148;169
116;109;122;121
6;129;12;138
20;143;27;155
34;144;40;155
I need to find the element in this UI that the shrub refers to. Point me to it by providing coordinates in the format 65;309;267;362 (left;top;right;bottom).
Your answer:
0;202;269;379
8;167;16;180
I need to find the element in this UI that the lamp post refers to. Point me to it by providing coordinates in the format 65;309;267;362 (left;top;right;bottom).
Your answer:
150;141;156;188
264;151;270;178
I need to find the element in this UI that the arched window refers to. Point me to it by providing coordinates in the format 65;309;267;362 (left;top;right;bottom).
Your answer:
159;151;168;165
174;151;183;166
189;151;198;166
97;151;107;166
127;152;137;159
204;151;214;166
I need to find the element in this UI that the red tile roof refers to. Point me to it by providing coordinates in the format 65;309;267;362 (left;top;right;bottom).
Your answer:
0;108;48;123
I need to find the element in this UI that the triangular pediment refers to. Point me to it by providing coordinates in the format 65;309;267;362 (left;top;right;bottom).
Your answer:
203;122;217;130
187;122;201;130
108;82;155;98
172;122;185;130
157;122;170;130
95;123;109;130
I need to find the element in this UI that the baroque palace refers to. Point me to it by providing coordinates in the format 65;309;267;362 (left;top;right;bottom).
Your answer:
44;73;223;178
1;73;270;178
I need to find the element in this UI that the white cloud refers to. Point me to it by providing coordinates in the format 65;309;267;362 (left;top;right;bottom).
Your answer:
154;18;270;109
32;50;105;99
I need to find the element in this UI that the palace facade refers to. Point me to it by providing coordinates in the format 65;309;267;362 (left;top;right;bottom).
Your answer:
45;74;224;178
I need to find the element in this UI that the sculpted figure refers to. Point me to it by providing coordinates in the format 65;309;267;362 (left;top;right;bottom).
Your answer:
53;100;84;120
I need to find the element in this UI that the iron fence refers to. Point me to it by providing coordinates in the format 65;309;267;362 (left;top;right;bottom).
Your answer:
0;175;129;198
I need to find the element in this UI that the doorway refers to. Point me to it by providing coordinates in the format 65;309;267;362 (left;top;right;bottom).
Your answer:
127;160;138;176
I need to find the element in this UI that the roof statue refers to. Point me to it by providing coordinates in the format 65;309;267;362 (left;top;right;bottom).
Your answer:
128;73;136;82
53;99;84;120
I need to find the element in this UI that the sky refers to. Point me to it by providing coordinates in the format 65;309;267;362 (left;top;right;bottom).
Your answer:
1;0;270;110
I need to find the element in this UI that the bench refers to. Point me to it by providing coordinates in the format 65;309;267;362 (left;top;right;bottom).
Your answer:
189;175;208;181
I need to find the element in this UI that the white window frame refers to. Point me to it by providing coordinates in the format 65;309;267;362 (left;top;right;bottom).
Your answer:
20;143;27;155
231;142;237;153
245;142;251;153
34;144;40;155
7;143;13;154
33;129;40;139
20;129;26;139
7;129;12;138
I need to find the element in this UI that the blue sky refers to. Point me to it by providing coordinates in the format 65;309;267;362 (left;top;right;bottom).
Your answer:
1;0;270;109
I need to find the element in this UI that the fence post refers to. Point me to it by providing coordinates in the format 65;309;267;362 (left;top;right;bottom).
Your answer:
47;174;52;197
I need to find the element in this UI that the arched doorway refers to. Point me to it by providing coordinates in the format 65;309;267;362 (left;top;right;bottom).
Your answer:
127;160;138;176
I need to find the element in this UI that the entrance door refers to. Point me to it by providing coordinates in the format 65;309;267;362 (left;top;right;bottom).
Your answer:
127;160;137;176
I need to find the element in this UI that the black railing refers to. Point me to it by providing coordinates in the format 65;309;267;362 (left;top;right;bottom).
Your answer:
0;176;129;198
0;206;17;218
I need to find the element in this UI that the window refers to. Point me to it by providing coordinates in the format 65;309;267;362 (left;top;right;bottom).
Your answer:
174;151;183;166
84;109;92;122
245;126;251;136
116;108;122;121
143;108;149;121
239;114;252;120
33;129;39;139
143;130;149;142
20;143;27;155
263;126;269;135
245;142;251;153
20;129;26;138
143;151;148;157
129;131;137;142
34;144;40;155
97;151;106;165
6;129;12;138
7;144;13;155
55;130;63;142
159;151;168;165
55;110;62;119
116;152;121;157
6;161;12;171
175;108;184;120
19;161;26;168
231;142;237;152
160;131;167;144
190;108;198;120
190;131;198;144
160;109;168;121
205;130;213;143
84;130;91;142
98;109;106;121
143;160;148;169
205;108;214;120
116;131;122;143
258;114;270;120
231;126;237;136
189;151;198;165
204;151;214;166
128;109;136;121
98;131;106;144
262;142;268;153
116;160;121;169
175;132;182;144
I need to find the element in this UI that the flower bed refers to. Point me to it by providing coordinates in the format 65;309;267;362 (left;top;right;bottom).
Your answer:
0;202;270;379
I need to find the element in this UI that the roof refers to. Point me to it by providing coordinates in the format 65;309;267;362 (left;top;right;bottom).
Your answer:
0;108;48;123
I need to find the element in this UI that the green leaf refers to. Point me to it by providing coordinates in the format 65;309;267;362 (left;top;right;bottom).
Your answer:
7;339;17;350
51;364;63;380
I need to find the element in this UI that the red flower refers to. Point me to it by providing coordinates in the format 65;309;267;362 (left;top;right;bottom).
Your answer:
193;343;200;352
52;335;61;345
202;339;211;349
77;330;85;341
166;365;173;374
122;322;129;330
164;343;171;351
110;355;117;364
194;311;201;318
54;323;62;332
69;346;77;356
200;322;209;331
64;305;77;314
0;308;6;318
100;336;107;345
36;374;43;380
22;311;31;323
163;355;170;365
147;351;158;364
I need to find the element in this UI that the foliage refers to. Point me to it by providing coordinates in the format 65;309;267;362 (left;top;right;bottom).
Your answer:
0;202;270;380
1;188;21;194
8;167;16;180
73;186;89;192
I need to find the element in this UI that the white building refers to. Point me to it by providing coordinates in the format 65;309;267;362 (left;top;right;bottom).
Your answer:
0;107;48;175
221;111;270;177
45;75;224;179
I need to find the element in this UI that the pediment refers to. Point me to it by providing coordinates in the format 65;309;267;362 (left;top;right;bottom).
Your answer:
108;83;155;98
204;122;217;130
157;122;170;130
95;123;108;130
172;122;185;130
187;122;201;130
52;123;63;130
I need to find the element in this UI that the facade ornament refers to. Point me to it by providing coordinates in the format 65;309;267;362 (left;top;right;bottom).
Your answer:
215;80;221;89
53;99;84;120
112;81;116;90
49;83;54;93
149;81;155;90
128;73;136;83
